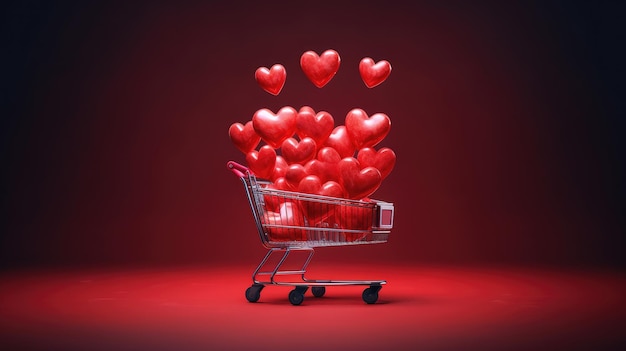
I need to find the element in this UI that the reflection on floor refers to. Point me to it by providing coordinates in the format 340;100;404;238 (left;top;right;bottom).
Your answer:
1;263;625;350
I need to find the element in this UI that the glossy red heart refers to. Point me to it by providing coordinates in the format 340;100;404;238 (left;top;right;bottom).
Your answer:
262;201;306;241
281;137;317;165
356;147;396;180
245;145;276;179
270;156;288;181
359;57;392;88
297;175;344;197
255;64;286;95
284;164;308;190
304;147;341;183
338;157;382;199
344;108;391;149
324;125;355;158
296;107;334;146
299;105;315;115
300;49;341;88
273;177;289;191
252;106;297;148
317;146;342;163
228;121;260;154
298;175;345;221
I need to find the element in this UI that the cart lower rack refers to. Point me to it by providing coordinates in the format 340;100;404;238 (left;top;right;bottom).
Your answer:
228;161;394;305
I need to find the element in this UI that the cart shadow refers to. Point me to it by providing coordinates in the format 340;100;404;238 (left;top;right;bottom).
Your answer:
252;293;433;306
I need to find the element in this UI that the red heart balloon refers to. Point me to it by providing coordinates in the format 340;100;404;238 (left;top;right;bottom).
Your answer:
296;107;334;147
304;147;341;183
252;106;297;148
299;105;315;114
298;175;344;197
298;175;345;221
317;146;342;163
273;177;290;191
270;156;289;181
296;175;319;194
245;145;276;179
281;137;317;165
300;49;341;88
228;121;260;154
344;108;391;149
262;201;306;241
359;57;392;88
255;64;286;95
338;157;382;200
324;125;355;158
284;164;308;190
356;147;396;180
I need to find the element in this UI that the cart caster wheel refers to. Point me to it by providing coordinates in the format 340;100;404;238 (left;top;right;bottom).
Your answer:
245;284;263;303
289;287;307;305
311;286;325;298
362;286;380;304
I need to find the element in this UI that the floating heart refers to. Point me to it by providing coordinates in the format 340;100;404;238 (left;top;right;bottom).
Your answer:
281;137;317;165
300;49;341;88
298;175;345;221
344;108;391;149
359;57;392;88
304;147;341;183
255;64;286;95
245;145;277;179
338;157;382;199
357;147;396;180
252;106;297;148
284;164;308;190
324;125;355;158
228;121;260;154
296;107;334;146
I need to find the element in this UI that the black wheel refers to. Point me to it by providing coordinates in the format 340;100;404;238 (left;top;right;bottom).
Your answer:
362;287;379;304
245;284;263;303
288;289;305;305
311;286;326;297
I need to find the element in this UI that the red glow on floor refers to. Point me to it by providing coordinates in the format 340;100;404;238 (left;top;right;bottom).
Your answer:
1;264;625;350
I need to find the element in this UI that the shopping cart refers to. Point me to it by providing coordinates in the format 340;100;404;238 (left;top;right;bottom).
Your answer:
228;161;394;305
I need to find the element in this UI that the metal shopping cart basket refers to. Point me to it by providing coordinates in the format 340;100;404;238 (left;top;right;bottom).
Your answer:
228;161;394;305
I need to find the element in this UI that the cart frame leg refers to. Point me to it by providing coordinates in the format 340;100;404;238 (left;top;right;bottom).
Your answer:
252;247;315;285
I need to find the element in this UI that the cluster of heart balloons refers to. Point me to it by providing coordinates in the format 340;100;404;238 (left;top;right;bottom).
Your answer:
230;49;395;241
254;49;392;95
230;104;395;198
229;105;396;241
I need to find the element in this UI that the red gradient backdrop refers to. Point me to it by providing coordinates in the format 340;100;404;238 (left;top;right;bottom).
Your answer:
2;1;625;269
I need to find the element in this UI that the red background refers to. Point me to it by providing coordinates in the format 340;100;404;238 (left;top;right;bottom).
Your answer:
2;0;625;269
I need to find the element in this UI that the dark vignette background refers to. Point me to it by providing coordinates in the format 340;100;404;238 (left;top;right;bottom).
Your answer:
1;0;624;270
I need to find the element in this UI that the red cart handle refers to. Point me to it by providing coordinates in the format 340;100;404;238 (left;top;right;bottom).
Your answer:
227;161;249;178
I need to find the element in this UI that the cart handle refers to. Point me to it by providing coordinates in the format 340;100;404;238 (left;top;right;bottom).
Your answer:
227;161;249;178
